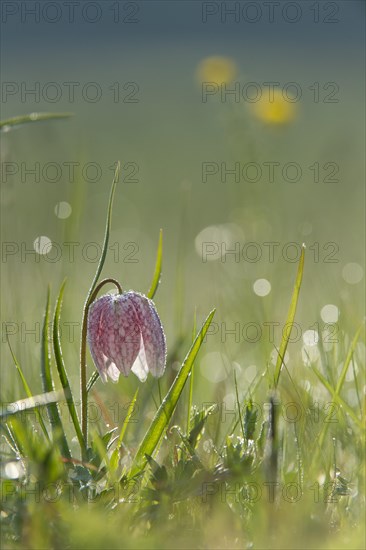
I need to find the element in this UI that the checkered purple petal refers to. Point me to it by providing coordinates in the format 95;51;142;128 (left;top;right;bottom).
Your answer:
127;292;167;378
87;291;166;382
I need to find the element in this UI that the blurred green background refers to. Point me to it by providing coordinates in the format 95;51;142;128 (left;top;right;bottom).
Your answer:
1;2;365;549
1;0;364;445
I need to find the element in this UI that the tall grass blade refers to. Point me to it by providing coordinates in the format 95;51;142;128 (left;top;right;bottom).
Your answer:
85;162;120;303
234;370;245;440
186;308;197;435
147;229;163;299
310;364;362;429
80;163;120;449
110;389;139;472
6;334;49;440
335;322;364;394
41;286;70;458
274;244;305;387
310;323;365;461
53;280;85;453
0;112;73;130
86;371;100;393
0;391;64;420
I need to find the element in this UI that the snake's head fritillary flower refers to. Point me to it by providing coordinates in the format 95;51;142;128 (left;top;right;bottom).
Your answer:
87;291;166;383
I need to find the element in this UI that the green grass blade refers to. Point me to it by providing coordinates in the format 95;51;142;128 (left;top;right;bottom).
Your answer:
309;323;365;465
53;280;85;454
310;365;363;429
186;308;197;435
110;389;139;472
129;309;216;478
234;369;245;440
41;287;53;393
0;390;64;420
5;334;50;440
80;163;120;451
0;112;73;130
274;244;305;387
86;371;100;393
117;389;139;448
41;286;70;458
85;161;120;303
147;229;163;299
335;322;364;394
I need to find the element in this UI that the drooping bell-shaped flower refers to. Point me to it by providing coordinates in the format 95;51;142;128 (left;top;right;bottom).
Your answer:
87;291;166;383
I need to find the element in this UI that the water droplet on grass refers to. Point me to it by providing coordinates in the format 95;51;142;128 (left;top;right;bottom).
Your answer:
320;304;339;323
253;278;271;297
33;235;52;255
342;263;363;284
55;201;72;219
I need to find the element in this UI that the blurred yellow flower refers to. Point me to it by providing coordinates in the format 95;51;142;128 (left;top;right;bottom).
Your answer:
251;89;297;125
196;56;237;85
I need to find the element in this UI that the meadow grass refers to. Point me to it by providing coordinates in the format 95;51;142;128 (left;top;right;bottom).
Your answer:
1;115;365;550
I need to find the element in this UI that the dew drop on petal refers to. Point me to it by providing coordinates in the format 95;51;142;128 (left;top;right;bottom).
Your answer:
320;304;339;323
253;278;271;297
55;201;72;219
33;235;52;255
342;263;364;284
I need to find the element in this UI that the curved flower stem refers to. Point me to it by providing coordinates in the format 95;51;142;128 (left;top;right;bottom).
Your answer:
80;278;122;457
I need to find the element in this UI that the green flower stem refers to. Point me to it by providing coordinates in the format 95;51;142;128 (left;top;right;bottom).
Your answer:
80;278;123;456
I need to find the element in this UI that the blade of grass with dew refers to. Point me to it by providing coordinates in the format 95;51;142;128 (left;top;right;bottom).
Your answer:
41;286;70;458
223;368;267;446
234;369;245;440
86;371;100;393
0;423;20;456
53;280;85;453
80;162;120;447
335;322;364;395
0;112;73;130
91;431;112;470
310;365;363;429
274;244;305;387
84;162;120;304
0;390;64;420
6;333;49;440
129;309;216;478
147;229;163;299
186;308;197;435
110;389;139;472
